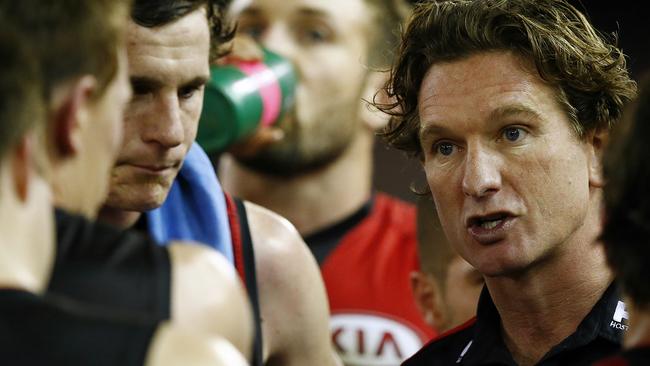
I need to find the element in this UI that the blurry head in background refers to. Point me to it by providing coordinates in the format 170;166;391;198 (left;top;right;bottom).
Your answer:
101;0;234;221
601;73;650;346
2;0;133;219
0;25;53;292
412;196;483;332
229;0;410;176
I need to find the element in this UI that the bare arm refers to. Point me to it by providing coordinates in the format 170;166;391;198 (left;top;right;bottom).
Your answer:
245;201;340;366
167;243;253;359
146;324;249;366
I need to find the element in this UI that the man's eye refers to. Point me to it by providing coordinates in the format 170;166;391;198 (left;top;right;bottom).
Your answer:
179;86;201;100
298;25;332;45
304;29;327;42
131;83;151;96
502;127;527;142
436;142;456;156
240;25;264;41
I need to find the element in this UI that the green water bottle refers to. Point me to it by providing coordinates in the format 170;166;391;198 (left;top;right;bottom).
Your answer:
197;49;296;154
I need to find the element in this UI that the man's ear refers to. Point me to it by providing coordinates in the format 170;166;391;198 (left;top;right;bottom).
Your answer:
587;127;608;189
50;76;97;158
359;70;392;131
410;271;446;332
11;135;34;203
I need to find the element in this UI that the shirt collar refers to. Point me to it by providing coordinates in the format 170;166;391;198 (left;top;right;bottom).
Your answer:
459;281;625;365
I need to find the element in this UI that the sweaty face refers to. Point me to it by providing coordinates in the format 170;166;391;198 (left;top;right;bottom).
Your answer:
105;9;210;212
233;0;374;176
418;52;596;277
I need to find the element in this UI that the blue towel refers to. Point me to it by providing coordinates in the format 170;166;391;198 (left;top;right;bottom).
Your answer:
145;143;234;263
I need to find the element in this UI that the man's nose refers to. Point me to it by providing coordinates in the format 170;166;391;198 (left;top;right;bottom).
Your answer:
144;94;184;148
461;145;502;198
262;25;298;67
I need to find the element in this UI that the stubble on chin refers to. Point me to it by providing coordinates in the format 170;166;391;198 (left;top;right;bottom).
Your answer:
105;174;174;213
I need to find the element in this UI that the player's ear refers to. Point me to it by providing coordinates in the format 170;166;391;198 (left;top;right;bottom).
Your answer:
49;75;97;159
410;271;446;331
587;127;608;189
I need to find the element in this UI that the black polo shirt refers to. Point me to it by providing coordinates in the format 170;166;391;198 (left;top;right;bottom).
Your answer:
404;282;626;365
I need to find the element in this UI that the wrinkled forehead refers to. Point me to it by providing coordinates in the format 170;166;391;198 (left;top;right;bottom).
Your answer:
417;52;567;136
125;9;211;84
418;53;549;116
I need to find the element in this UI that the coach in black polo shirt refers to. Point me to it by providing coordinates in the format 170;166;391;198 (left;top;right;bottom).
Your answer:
377;0;637;364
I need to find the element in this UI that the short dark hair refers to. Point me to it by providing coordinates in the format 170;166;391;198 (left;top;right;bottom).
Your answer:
131;0;235;60
378;0;636;159
1;0;131;100
601;73;650;309
0;27;43;160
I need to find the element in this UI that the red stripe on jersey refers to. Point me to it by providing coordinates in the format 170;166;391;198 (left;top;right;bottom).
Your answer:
224;192;246;283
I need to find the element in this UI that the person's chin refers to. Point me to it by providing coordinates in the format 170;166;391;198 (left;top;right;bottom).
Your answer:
479;256;537;279
107;181;172;213
137;183;173;212
471;243;532;278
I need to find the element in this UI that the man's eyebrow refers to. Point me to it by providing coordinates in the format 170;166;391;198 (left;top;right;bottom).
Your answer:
419;123;454;142
240;7;262;17
130;76;163;90
181;76;209;89
296;7;328;18
129;76;209;91
240;6;329;23
488;105;543;123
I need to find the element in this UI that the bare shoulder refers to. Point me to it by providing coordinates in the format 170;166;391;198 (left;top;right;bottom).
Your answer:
146;324;248;366
243;201;339;366
242;201;312;268
167;241;239;282
166;241;253;359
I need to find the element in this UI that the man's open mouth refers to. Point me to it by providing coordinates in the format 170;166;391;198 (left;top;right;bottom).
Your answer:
471;213;510;230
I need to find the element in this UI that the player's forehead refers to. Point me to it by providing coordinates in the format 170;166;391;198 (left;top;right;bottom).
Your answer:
240;0;374;29
126;11;210;86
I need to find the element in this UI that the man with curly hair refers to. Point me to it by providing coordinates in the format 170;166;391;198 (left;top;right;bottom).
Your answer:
379;0;637;364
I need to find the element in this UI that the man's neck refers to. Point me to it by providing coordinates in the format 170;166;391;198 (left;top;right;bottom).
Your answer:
0;230;52;294
221;130;374;237
98;206;142;229
485;211;612;365
0;176;53;294
51;158;96;220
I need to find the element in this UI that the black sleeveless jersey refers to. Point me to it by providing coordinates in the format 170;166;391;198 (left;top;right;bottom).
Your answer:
225;195;263;366
0;289;156;365
49;209;171;321
51;205;263;364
